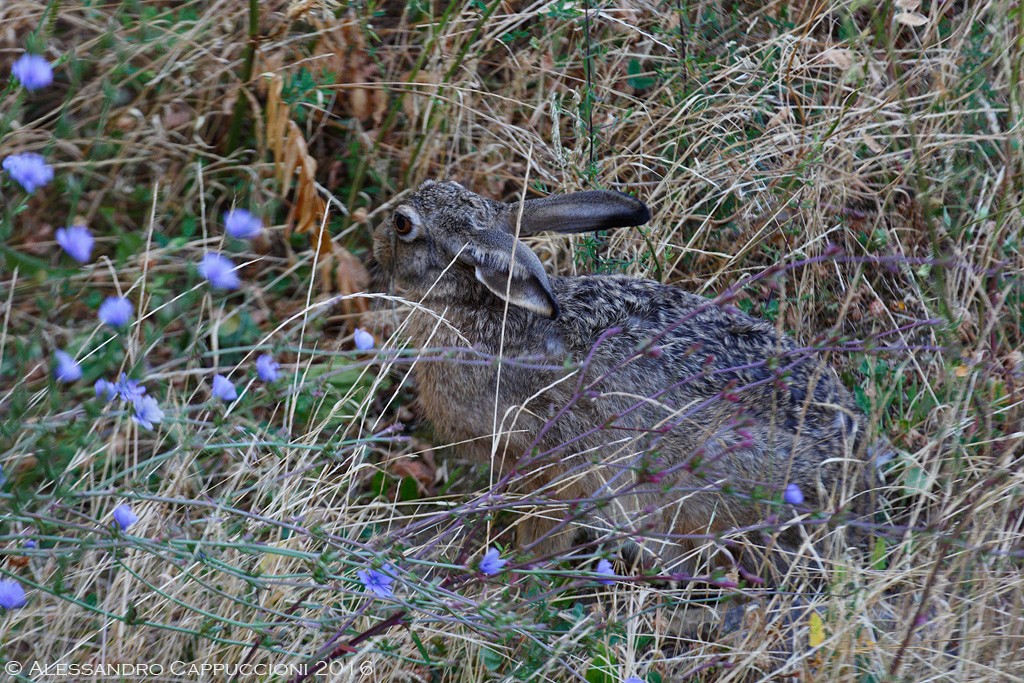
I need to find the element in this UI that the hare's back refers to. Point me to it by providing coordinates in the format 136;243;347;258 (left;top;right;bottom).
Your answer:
551;274;787;374
550;275;861;441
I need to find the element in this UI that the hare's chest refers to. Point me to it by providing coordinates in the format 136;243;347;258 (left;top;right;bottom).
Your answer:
413;357;555;460
415;361;496;435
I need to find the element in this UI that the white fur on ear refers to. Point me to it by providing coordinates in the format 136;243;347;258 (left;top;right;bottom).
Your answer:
462;230;560;319
474;266;558;319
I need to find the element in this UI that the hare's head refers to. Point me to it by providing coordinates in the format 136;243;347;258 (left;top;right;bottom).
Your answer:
373;180;650;318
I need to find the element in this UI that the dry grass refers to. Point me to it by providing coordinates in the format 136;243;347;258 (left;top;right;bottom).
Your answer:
1;0;1022;681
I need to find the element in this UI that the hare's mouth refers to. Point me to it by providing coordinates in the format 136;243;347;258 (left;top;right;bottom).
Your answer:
366;250;417;305
370;233;394;274
365;252;400;299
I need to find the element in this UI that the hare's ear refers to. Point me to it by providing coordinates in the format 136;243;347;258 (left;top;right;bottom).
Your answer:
511;190;651;236
461;230;560;319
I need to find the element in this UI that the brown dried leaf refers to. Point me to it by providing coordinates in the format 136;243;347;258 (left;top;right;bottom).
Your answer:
766;106;791;130
310;13;386;125
862;131;884;153
403;72;441;125
5;540;30;568
286;0;332;22
825;48;854;70
389;457;437;494
333;246;370;315
895;11;928;27
265;75;287;173
262;71;337;295
161;101;193;130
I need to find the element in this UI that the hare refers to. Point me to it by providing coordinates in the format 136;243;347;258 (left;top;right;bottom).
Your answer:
372;179;879;574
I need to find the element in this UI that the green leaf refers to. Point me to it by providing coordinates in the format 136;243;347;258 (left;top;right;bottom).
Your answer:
627;59;656;90
585;642;617;683
808;611;826;648
903;466;931;496
409;629;433;665
179;215;197;239
370;471;389;499
0;243;76;278
116;231;145;264
871;536;888;570
398;475;420;502
481;646;504;672
125;601;139;625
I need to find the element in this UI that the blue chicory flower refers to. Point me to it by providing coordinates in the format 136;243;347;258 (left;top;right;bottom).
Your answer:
256;354;279;382
199;253;240;290
95;378;117;400
55;225;94;263
784;483;805;506
11;54;53;91
54;350;82;382
3;152;54;193
479;547;506;576
595;558;616;586
112;504;138;530
0;579;27;610
353;328;374;351
211;374;237;402
24;540;37;549
131;396;164;430
357;565;395;598
115;373;146;402
623;677;645;683
224;208;262;239
98;296;133;328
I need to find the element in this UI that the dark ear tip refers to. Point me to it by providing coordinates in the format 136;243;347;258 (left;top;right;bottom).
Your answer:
634;202;652;225
614;191;651;226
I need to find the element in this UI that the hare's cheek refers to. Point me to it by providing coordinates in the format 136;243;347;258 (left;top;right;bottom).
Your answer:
405;250;438;283
380;249;425;289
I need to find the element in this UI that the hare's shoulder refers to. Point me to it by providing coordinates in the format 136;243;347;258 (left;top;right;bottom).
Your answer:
553;274;707;323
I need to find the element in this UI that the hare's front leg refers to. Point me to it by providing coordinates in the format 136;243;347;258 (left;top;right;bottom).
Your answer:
506;464;595;561
509;462;659;567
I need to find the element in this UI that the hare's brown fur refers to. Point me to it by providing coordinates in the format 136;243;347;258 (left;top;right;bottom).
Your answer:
373;180;877;570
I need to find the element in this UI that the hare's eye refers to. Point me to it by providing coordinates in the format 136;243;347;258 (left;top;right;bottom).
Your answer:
394;213;413;236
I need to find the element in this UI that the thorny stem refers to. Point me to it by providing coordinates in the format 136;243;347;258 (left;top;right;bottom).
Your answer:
225;0;260;154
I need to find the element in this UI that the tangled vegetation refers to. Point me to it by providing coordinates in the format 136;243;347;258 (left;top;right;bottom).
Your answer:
1;0;1021;681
